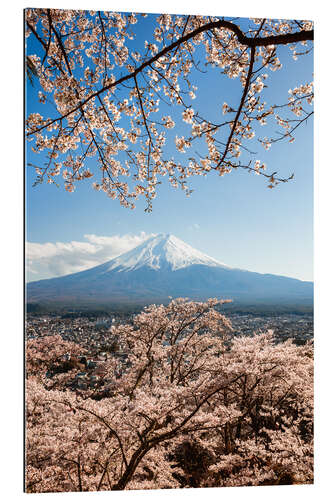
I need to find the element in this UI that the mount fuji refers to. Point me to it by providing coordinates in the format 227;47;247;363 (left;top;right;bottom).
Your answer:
27;233;313;309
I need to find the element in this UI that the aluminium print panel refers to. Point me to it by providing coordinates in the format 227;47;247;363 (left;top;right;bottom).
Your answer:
25;6;314;494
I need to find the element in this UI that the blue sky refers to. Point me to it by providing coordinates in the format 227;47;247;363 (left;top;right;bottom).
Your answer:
25;11;313;283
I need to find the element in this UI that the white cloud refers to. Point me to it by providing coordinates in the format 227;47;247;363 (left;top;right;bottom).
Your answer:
26;232;155;282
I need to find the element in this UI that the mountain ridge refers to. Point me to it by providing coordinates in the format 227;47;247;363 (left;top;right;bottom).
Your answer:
27;233;313;308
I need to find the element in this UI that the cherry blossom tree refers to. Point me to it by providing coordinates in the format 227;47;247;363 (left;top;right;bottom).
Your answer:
26;334;84;378
25;9;313;210
25;298;313;492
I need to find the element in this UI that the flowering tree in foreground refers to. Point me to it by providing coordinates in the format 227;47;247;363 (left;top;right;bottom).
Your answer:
25;299;313;492
25;9;313;210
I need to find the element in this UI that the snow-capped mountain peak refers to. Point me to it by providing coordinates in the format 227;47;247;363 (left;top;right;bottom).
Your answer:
27;232;313;308
104;233;229;272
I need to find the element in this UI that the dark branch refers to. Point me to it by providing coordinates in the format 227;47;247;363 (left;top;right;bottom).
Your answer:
216;46;256;168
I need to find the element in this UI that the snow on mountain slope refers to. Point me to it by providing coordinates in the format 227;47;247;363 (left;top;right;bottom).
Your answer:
102;233;230;272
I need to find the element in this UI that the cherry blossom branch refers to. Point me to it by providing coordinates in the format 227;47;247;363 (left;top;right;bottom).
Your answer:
111;373;244;490
97;448;119;491
75;406;129;468
268;111;314;144
96;94;137;166
26;19;313;137
216;46;256;168
133;74;153;176
47;9;73;76
98;12;108;84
